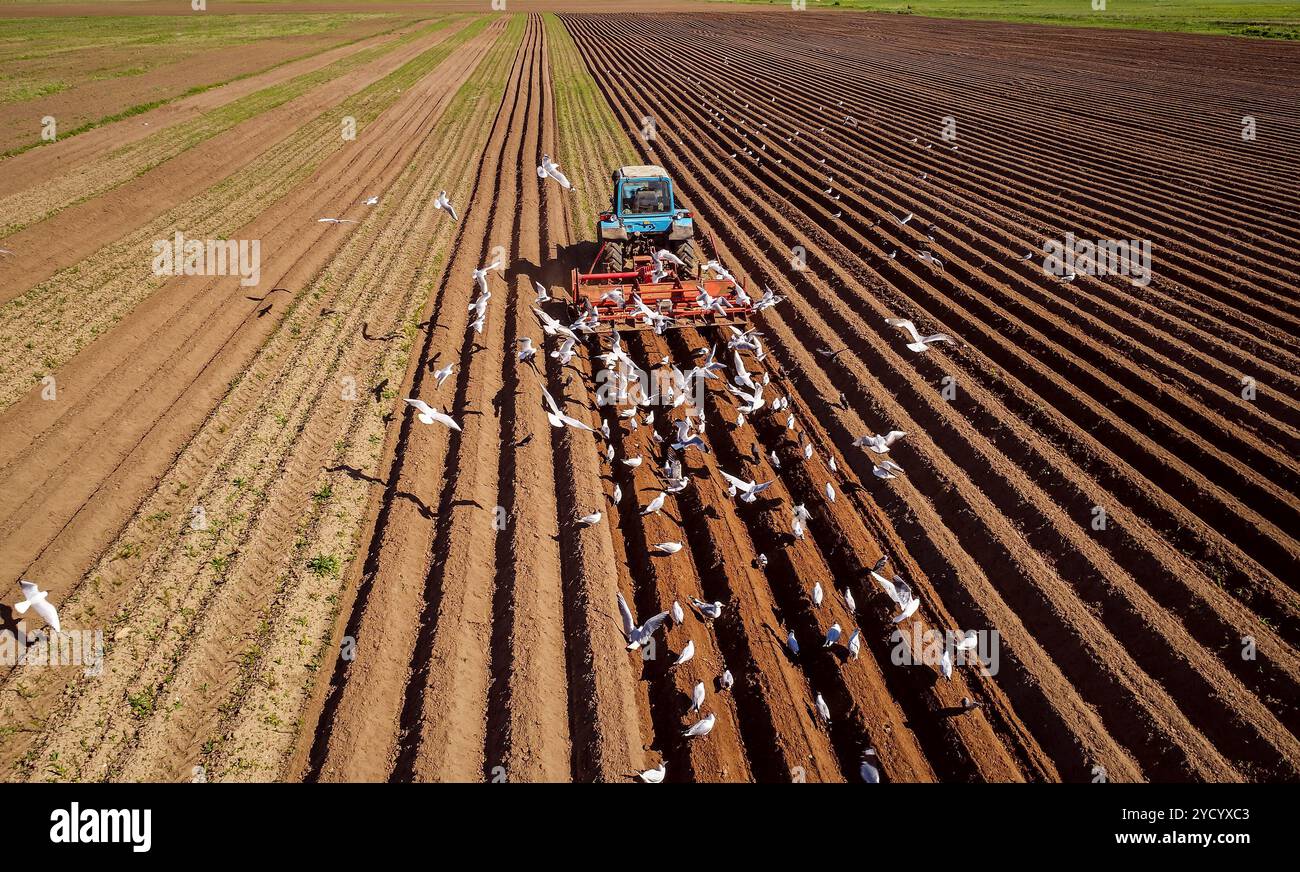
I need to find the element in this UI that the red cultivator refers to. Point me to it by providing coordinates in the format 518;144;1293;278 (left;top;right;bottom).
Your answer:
570;242;754;333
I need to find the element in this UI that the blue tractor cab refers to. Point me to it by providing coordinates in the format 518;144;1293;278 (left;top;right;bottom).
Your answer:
597;165;697;274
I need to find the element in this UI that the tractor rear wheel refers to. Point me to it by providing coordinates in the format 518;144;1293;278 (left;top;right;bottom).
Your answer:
601;241;625;272
670;238;698;275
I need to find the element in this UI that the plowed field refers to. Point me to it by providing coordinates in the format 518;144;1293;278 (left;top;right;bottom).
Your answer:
1;8;1295;783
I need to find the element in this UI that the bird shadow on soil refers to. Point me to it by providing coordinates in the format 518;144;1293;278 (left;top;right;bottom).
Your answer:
325;464;434;519
361;322;399;342
764;624;797;663
0;604;20;637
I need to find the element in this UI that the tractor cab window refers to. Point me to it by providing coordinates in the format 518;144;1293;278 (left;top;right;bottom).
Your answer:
620;179;671;215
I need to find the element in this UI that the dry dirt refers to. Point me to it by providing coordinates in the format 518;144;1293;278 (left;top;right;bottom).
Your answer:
0;8;1295;783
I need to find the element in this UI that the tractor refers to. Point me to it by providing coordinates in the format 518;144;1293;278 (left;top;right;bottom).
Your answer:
572;166;752;332
596;165;697;273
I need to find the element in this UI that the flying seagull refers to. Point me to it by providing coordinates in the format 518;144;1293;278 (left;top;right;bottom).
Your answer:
404;398;461;431
537;154;573;190
886;318;954;353
434;190;458;221
719;470;774;503
854;430;907;454
15;580;59;632
617;592;669;651
542;388;594;433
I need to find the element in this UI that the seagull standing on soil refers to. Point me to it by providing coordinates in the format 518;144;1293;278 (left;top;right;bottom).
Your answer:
690;597;723;620
816;693;832;723
674;640;696;667
15;580;59;633
641;492;667;516
639;763;666;783
517;337;537;363
860;750;881;783
404;398;461;431
683;712;716;738
720;669;735;690
847;628;862;660
576;511;602;527
824;623;842;647
692;681;706;713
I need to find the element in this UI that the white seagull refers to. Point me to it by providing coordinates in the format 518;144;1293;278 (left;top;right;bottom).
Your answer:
854;430;907;454
847;628;862;660
537;153;573;190
860;749;881;783
690;597;723;620
404;398;461;431
719;470;774;503
674;640;695;667
15;580;59;632
885;318;955;353
639;763;666;783
542;388;594;433
617;592;669;651
683;712;716;738
434;190;458;221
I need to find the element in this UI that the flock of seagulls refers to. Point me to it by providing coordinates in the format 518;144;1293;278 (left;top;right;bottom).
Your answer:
3;75;984;784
